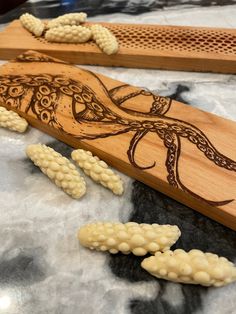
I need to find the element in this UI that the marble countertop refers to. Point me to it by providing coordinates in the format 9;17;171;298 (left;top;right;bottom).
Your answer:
0;1;236;314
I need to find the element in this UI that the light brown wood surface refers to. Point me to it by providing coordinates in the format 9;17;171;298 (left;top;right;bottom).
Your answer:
0;20;236;73
0;51;236;230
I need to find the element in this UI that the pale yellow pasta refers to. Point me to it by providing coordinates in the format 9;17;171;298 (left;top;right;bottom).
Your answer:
91;24;118;55
0;106;28;133
141;249;236;287
45;25;91;43
78;222;181;255
47;12;87;29
20;13;45;37
71;149;123;195
26;144;86;199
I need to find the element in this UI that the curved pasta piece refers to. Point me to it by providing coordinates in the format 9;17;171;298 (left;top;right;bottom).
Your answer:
47;12;87;29
71;149;123;195
141;249;236;287
20;13;45;37
26;144;86;199
45;25;91;43
78;222;181;255
0;106;28;133
91;24;119;55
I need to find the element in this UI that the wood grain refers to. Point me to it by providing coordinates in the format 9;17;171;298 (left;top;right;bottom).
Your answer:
0;20;236;73
0;51;236;230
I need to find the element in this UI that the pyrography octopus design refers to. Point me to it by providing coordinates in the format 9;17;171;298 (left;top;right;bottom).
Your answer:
0;53;235;206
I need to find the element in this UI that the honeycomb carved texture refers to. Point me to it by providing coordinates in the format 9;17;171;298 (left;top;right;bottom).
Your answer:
36;24;236;55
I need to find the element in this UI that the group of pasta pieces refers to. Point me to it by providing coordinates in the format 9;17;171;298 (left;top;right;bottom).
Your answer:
19;12;119;55
0;106;123;197
78;221;236;287
26;144;124;198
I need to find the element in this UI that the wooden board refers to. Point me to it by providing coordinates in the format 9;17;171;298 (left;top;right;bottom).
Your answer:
0;50;236;230
0;20;236;73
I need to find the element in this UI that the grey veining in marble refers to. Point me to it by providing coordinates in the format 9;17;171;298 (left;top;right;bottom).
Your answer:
0;4;236;314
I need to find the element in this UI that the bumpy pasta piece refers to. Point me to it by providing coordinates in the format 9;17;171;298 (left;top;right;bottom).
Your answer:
71;149;123;195
91;24;118;55
20;13;45;37
47;12;87;29
26;144;86;199
141;249;236;287
0;106;28;133
78;222;181;255
45;25;92;43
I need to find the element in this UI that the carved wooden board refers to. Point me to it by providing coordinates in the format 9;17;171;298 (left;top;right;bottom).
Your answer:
0;51;236;230
0;20;236;73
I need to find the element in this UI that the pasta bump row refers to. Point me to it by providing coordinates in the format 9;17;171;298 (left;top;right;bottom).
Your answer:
78;222;181;256
45;25;92;43
91;24;119;55
0;106;28;133
141;249;236;287
20;13;45;37
26;144;86;199
47;13;87;29
71;149;123;195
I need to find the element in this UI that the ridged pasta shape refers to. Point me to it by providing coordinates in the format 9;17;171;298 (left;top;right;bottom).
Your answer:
45;25;92;43
0;106;28;133
20;13;45;37
71;149;123;195
141;249;236;287
26;144;86;199
78;222;181;256
47;13;87;29
91;24;119;55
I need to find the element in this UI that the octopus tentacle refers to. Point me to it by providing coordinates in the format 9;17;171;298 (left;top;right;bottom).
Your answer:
162;130;234;206
109;84;143;105
127;129;156;170
163;132;180;189
170;123;236;172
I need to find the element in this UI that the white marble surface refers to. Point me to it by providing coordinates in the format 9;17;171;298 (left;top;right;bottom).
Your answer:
0;5;236;314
